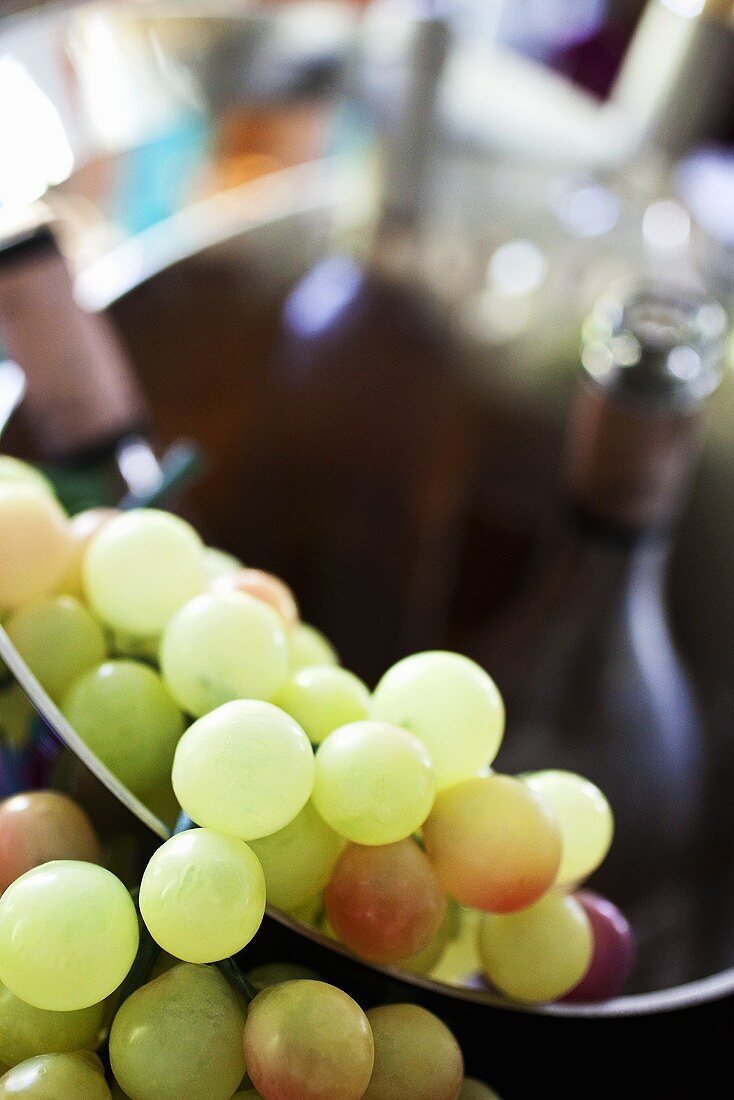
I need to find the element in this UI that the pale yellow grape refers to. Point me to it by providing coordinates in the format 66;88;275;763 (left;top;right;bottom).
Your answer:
427;908;482;987
523;770;613;886
58;509;118;598
83;509;205;635
249;801;344;911
6;597;106;702
0;861;138;1011
478;892;593;1003
0;981;105;1066
0;458;55;497
203;547;243;582
460;1080;502;1099
172;700;315;839
289;622;338;670
62;661;185;799
160;592;289;717
0;485;71;610
313;721;435;845
371;652;504;790
0;1052;111;1098
139;828;265;963
274;666;370;744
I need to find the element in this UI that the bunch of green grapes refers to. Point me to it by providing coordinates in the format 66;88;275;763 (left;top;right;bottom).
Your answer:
0;456;635;1098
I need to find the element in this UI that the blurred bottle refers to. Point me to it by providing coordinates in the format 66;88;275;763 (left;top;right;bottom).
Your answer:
0;212;197;512
467;282;727;981
237;6;476;681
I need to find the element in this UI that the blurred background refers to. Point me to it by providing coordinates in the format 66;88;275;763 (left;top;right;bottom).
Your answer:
4;0;734;991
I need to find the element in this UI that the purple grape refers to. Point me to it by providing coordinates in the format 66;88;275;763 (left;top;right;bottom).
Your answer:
563;890;635;1003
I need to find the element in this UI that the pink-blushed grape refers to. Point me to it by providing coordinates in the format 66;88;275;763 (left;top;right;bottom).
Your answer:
325;840;446;964
243;980;373;1100
0;792;102;894
211;568;299;629
422;775;561;912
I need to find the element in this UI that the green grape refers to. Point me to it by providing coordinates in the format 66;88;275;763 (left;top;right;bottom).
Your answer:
160;592;289;717
109;964;246;1100
0;980;104;1066
324;840;446;964
62;660;185;798
371;652;505;790
0;458;55;498
6;596;107;702
274;667;370;745
248;801;344;911
522;770;614;886
245;963;320;990
139;828;265;963
58;509;118;599
0;684;34;751
313;721;435;845
172;700;314;840
478;892;593;1003
422;775;561;912
0;791;103;893
243;980;374;1100
0;1053;111;1098
203;547;243;582
460;1079;502;1099
83;509;205;636
0;485;72;611
363;1004;464;1100
0;861;138;1011
289;623;338;670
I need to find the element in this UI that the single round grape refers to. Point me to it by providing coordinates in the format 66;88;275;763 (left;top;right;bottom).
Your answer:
313;721;435;845
203;547;243;582
6;596;107;702
212;568;299;630
0;684;34;751
172;700;314;840
83;509;205;635
0;791;102;893
0;458;54;498
58;509;118;598
0;980;104;1067
0;485;71;610
371;652;504;790
523;770;613;886
245;963;320;991
325;840;446;964
244;980;374;1100
422;775;561;912
109;964;246;1100
0;861;138;1011
460;1080;502;1099
289;623;338;670
363;1004;463;1100
479;892;593;1003
62;660;185;799
563;891;636;1002
248;801;343;912
139;828;266;963
160;592;289;717
274;667;370;745
0;1053;111;1098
